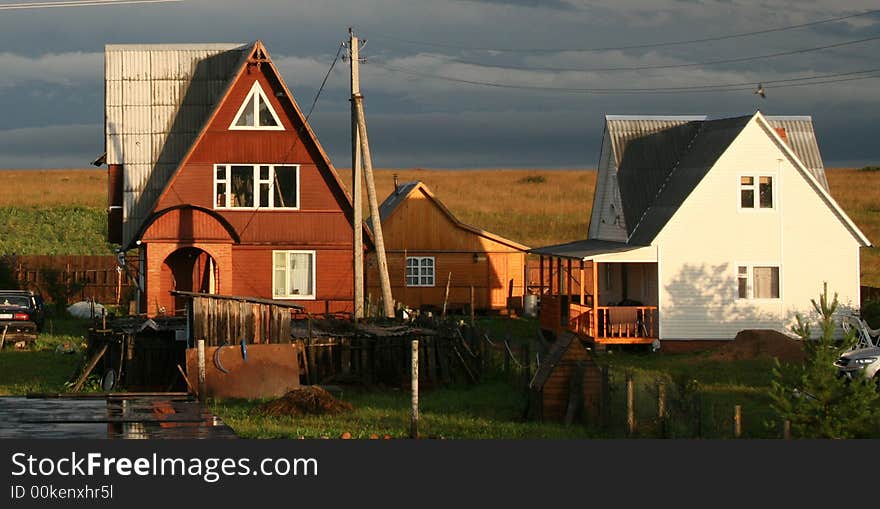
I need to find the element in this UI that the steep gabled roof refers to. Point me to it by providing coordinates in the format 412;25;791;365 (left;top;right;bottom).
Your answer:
107;41;366;250
377;181;529;251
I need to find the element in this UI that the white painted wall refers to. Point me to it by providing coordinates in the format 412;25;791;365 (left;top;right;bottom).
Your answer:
654;117;863;340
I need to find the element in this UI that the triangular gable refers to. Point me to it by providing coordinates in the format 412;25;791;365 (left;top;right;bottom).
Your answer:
229;80;283;130
378;181;529;251
754;112;871;247
141;40;371;250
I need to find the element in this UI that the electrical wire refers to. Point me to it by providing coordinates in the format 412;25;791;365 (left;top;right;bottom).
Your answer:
434;34;880;73
238;42;345;238
369;8;880;54
0;0;180;9
371;61;880;94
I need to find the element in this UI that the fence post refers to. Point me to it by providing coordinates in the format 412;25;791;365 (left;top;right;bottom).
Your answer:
411;339;419;439
600;364;610;429
197;339;207;400
626;372;635;436
783;419;791;440
734;405;742;438
657;381;667;438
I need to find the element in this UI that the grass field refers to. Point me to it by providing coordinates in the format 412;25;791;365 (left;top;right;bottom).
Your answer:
0;167;877;283
0;318;87;395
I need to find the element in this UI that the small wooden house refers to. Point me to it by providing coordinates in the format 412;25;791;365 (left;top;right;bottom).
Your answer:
528;331;603;422
102;41;367;316
367;181;529;312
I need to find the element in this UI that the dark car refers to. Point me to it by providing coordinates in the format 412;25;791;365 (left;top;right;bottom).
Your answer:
0;290;45;345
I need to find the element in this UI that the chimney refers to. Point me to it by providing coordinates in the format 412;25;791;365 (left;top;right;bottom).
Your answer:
775;127;788;144
393;174;400;195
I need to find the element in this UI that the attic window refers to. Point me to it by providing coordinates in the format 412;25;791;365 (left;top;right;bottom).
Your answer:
230;81;283;130
740;175;774;210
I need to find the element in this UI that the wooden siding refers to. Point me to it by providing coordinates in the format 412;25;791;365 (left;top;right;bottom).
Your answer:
541;342;602;422
152;63;354;246
370;185;526;311
141;207;235;242
136;55;355;315
367;251;525;311
231;245;353;315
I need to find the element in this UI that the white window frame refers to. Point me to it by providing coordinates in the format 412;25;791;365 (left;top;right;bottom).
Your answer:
273;250;316;300
405;256;435;287
214;164;300;210
735;263;782;300
229;81;284;131
738;173;776;211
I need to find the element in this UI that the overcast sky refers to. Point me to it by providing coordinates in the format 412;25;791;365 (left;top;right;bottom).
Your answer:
0;0;876;169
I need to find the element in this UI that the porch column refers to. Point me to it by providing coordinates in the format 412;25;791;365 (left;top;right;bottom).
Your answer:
566;259;572;298
591;261;599;339
539;255;544;296
579;261;585;305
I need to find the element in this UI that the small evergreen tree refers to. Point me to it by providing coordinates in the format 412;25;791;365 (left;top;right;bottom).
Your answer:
769;284;880;438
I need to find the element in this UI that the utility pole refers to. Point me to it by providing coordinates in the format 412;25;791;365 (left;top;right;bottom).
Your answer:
354;96;394;318
349;28;364;320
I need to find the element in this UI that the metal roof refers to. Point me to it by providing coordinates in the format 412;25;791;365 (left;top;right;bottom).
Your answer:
105;43;250;247
530;239;644;260
626;115;752;245
604;114;829;192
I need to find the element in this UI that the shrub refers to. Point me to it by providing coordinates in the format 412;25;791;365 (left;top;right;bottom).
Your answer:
517;175;546;184
768;284;880;438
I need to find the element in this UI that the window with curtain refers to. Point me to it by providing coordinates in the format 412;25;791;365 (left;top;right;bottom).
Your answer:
736;265;780;299
273;250;315;299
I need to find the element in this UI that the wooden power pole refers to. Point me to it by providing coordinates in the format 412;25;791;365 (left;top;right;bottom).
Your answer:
349;28;364;320
350;29;394;318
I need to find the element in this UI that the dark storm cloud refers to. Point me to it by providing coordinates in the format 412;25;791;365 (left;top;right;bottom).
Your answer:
0;0;875;169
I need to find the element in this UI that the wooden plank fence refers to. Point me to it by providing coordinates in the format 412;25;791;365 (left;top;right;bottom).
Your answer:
2;254;138;305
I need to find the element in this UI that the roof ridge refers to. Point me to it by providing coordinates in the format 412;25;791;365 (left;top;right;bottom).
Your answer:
626;121;706;243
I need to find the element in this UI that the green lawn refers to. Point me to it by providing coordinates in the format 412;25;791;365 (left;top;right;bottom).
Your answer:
0;317;89;395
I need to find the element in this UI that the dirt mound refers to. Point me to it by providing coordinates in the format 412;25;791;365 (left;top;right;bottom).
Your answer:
258;386;352;417
708;330;806;362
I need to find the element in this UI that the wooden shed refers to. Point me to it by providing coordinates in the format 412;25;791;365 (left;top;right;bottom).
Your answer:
367;181;529;312
528;332;603;423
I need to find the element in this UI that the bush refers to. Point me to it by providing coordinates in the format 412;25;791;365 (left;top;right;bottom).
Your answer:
517;175;546;184
861;300;880;329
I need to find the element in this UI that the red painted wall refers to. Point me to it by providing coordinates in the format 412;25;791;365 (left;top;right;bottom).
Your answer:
141;58;355;314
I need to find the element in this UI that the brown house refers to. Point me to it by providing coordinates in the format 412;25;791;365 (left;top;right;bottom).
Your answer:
104;41;364;316
367;181;528;312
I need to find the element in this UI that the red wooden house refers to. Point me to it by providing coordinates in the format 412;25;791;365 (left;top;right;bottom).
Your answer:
104;41;363;316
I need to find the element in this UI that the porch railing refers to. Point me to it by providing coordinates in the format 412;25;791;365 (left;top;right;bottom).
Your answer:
565;302;658;341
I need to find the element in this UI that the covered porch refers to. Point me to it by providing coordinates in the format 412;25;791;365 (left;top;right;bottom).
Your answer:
531;240;659;345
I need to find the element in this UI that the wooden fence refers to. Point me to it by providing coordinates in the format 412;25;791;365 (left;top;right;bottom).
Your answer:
3;254;138;304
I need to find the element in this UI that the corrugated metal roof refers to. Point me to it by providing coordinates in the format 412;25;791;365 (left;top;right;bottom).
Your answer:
378;181;420;221
105;43;250;248
605;114;829;192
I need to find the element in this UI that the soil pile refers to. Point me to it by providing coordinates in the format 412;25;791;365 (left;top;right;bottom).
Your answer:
708;330;806;362
258;386;353;417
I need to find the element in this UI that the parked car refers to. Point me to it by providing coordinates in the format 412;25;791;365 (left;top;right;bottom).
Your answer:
0;290;45;345
834;346;880;389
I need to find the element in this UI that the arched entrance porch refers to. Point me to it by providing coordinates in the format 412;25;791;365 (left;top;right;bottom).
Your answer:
160;247;217;315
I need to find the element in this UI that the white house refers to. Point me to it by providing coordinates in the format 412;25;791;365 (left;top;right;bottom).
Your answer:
532;111;871;345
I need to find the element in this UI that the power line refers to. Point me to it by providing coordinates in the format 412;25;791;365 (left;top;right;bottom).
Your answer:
425;34;880;73
0;0;180;9
371;62;880;94
369;8;880;54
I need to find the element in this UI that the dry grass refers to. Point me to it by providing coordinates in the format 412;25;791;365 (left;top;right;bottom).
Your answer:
826;168;880;286
0;169;105;208
343;168;596;247
1;167;878;285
